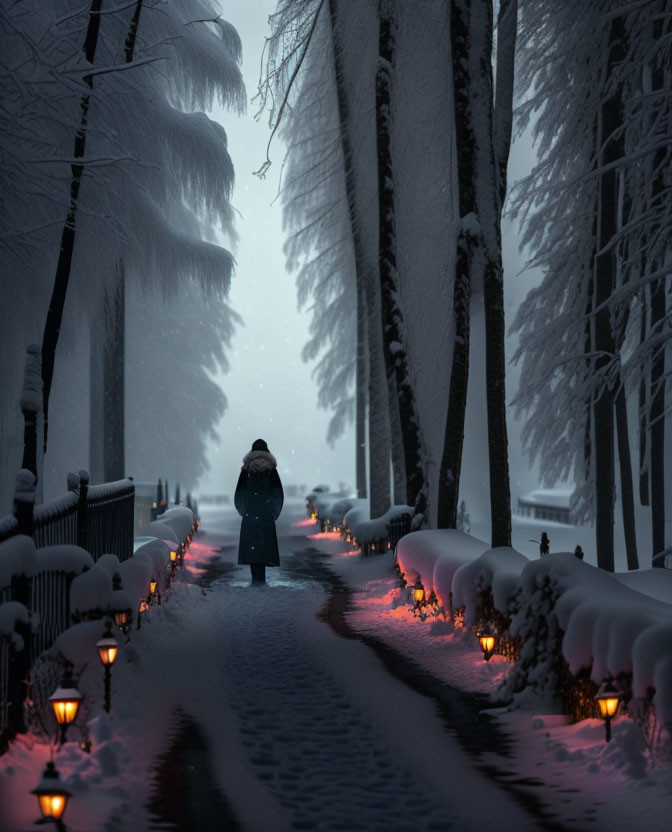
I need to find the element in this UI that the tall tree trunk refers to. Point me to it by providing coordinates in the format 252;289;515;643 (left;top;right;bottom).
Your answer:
356;280;368;499
593;17;626;572
473;0;513;547
101;1;144;483
328;0;369;502
437;0;477;530
650;277;667;564
649;15;668;566
376;0;427;524
389;377;407;505
366;279;392;517
20;346;43;502
615;382;639;569
638;295;650;505
103;269;125;481
40;0;104;462
494;0;518;205
89;323;104;482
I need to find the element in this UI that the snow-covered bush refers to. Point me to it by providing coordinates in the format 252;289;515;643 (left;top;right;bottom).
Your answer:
347;505;413;546
495;554;672;731
143;520;179;547
452;546;529;627
0;535;37;590
397;530;489;605
155;507;194;543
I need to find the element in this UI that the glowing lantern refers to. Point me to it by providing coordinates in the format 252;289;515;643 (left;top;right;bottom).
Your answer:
170;549;178;563
113;609;130;633
412;578;425;606
150;578;157;596
49;666;82;747
595;680;620;742
96;620;119;714
32;761;72;825
478;628;496;661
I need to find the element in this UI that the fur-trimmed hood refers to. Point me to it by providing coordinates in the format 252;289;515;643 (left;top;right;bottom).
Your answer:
242;450;277;472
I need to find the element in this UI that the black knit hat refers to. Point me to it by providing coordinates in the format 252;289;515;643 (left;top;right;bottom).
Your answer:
251;438;269;452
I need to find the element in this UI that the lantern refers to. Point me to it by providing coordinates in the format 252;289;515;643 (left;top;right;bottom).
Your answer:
96;620;119;714
113;609;131;633
595;680;620;742
32;761;72;825
170;549;178;563
478;628;496;661
49;666;82;747
150;578;157;596
412;578;425;606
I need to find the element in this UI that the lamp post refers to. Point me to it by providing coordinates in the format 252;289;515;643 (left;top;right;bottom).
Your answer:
31;761;72;831
49;665;82;748
478;628;496;661
111;573;132;637
595;679;620;742
96;620;119;714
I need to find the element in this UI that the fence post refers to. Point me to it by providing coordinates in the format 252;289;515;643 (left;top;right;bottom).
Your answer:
77;470;90;551
8;469;36;736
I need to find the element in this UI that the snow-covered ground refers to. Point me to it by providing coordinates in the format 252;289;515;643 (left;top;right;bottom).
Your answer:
1;501;670;831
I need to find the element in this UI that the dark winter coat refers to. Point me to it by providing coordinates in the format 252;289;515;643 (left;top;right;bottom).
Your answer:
234;450;284;566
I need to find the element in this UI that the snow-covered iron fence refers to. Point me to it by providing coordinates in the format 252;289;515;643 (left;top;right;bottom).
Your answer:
0;472;135;563
0;635;9;747
31;571;75;659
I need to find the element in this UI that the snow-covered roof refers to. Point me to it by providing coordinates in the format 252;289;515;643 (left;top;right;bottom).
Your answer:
518;488;573;508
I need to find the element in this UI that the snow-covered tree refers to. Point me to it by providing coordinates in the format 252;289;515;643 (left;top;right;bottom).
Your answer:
511;0;671;568
0;0;244;506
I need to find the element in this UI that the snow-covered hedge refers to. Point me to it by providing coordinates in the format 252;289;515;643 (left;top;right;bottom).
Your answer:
155;506;194;543
0;534;37;588
396;529;489;604
0;601;31;650
309;490;351;520
346;504;413;546
35;544;93;575
396;530;672;727
143;520;179;547
452;546;529;625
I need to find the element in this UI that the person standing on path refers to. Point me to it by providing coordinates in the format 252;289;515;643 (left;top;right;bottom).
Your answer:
234;438;284;583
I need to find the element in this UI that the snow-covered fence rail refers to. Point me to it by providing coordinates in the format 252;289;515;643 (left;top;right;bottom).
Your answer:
0;471;135;563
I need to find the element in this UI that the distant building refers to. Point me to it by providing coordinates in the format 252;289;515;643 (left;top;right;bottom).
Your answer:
517;488;574;525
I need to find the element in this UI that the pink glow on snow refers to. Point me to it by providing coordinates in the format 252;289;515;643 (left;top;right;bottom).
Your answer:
292;518;318;527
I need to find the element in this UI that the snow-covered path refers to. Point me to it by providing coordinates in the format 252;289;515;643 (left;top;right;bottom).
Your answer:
138;503;542;832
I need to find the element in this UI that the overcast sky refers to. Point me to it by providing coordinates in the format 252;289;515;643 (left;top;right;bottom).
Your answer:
200;0;356;497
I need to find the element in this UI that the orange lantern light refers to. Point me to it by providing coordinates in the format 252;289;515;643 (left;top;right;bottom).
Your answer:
97;620;119;714
595;680;620;742
49;666;82;747
149;578;157;595
170;549;178;563
412;578;425;605
32;761;71;823
97;630;119;668
478;629;496;661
